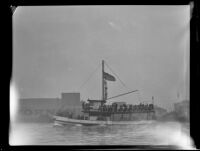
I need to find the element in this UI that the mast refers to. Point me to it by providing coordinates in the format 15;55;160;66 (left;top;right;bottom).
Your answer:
102;60;105;101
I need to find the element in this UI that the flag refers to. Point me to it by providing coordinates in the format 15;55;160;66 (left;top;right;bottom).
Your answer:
103;72;116;81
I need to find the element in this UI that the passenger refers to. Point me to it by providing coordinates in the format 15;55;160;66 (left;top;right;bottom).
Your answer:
99;106;103;112
129;105;132;112
142;104;145;111
148;104;151;110
112;106;114;112
133;105;135;112
122;104;124;112
121;105;124;112
149;104;154;110
111;105;114;113
147;105;149;111
115;104;118;112
118;106;121;112
141;104;144;111
140;103;143;110
103;105;106;112
150;104;152;110
136;105;138;112
114;105;117;112
82;102;85;110
127;105;129;112
142;103;145;107
121;105;123;112
124;105;127;112
139;104;142;110
144;104;146;111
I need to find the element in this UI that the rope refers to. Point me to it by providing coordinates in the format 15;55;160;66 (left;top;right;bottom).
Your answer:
105;61;131;91
78;63;101;91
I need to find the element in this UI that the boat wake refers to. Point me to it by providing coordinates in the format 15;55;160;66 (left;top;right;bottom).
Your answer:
53;122;63;127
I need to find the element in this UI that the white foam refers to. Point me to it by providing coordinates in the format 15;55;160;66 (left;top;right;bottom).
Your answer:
9;123;34;145
149;122;195;149
10;82;19;123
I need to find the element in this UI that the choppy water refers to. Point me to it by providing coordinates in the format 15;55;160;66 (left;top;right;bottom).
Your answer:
9;120;194;149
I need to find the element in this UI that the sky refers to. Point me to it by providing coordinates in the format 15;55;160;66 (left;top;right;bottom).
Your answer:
13;6;190;111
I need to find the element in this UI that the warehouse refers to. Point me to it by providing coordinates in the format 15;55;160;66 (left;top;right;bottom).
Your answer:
18;93;81;122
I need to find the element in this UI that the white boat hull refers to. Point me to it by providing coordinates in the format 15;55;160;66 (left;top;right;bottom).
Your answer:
53;116;153;126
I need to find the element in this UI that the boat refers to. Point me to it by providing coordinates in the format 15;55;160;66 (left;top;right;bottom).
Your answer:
53;60;156;126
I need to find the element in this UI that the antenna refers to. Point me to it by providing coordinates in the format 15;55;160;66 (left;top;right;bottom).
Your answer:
102;60;105;101
152;96;154;105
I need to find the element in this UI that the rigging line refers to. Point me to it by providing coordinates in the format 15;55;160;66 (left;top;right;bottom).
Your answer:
104;61;131;91
78;63;101;91
106;90;138;100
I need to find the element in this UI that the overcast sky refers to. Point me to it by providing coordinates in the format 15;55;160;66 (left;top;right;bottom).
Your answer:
13;6;190;111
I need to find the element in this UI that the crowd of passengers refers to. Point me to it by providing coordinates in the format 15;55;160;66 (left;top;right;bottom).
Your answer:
82;102;154;112
56;102;155;119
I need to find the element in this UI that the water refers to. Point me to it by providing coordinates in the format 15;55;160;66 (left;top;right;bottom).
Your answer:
9;120;193;149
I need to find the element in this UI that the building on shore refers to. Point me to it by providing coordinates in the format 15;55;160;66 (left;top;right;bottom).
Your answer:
154;105;168;119
174;100;189;121
158;100;189;122
56;93;82;118
18;93;81;122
